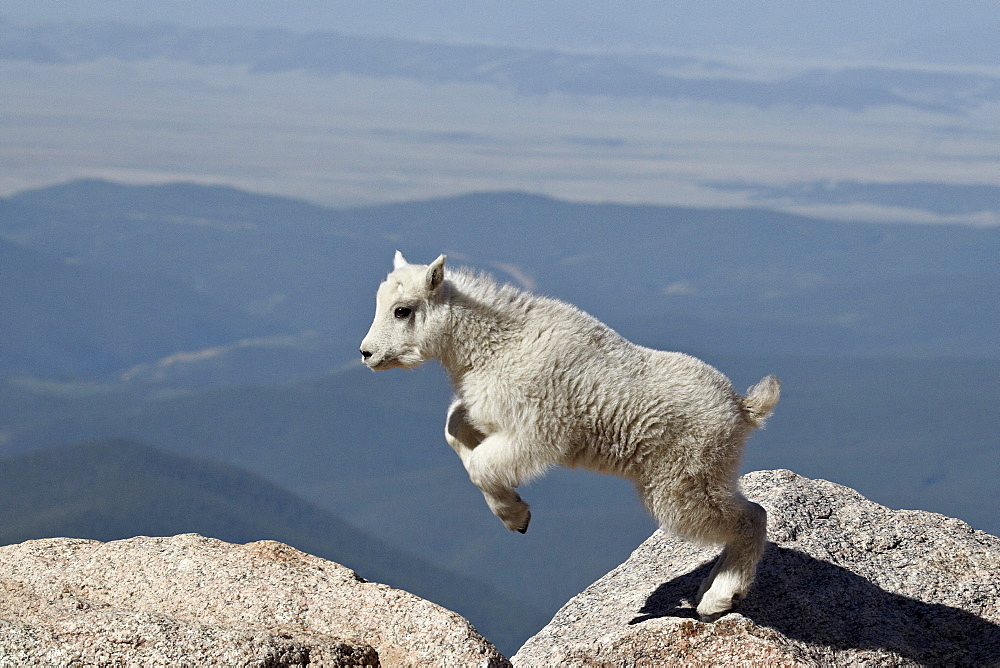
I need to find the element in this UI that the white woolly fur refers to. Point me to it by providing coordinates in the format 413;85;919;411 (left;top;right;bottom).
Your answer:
360;252;780;621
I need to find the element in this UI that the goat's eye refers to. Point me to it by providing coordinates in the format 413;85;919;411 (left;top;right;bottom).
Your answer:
394;306;412;319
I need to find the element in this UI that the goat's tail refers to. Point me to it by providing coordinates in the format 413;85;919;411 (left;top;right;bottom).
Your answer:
742;374;781;429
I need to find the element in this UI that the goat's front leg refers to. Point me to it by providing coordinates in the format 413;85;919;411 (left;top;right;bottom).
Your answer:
445;401;530;533
445;399;484;466
466;434;532;533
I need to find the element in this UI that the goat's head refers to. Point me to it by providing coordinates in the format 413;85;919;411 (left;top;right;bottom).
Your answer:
360;251;447;370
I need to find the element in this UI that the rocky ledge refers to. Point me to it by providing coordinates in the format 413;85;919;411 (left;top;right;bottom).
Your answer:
514;469;1000;665
2;469;998;666
0;533;506;666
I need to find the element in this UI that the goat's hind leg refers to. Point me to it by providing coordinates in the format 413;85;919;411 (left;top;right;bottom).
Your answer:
445;401;531;533
695;496;767;622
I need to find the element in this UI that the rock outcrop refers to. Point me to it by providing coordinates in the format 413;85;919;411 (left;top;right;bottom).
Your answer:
4;471;998;665
514;469;1000;666
0;533;507;666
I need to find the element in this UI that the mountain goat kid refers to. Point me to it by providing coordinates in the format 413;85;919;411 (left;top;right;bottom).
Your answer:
360;252;780;621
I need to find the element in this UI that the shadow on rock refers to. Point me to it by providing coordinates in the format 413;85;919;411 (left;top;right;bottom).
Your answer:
631;544;1000;665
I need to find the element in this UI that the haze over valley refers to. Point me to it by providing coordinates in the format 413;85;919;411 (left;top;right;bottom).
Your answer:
2;6;998;222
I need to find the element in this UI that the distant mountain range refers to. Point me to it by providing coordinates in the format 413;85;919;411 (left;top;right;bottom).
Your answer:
2;19;998;113
0;439;547;655
3;179;998;377
714;180;1000;219
0;236;275;376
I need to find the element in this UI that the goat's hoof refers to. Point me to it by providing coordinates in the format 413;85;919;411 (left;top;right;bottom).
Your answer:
516;510;531;533
508;509;530;534
498;501;531;533
696;591;736;622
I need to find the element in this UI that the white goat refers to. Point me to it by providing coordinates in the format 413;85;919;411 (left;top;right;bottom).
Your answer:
360;252;780;621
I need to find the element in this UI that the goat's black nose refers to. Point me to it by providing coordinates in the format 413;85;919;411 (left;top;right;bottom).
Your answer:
360;349;372;359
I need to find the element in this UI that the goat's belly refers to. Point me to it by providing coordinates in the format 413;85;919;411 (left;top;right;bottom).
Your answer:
565;442;631;477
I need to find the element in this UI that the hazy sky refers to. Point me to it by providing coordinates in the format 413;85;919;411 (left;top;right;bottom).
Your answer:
4;0;999;62
2;2;998;220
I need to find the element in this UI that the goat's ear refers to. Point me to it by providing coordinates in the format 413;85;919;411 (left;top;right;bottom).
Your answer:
393;250;408;270
426;254;446;292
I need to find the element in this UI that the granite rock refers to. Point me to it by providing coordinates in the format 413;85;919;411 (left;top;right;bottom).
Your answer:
514;469;1000;666
0;533;508;666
